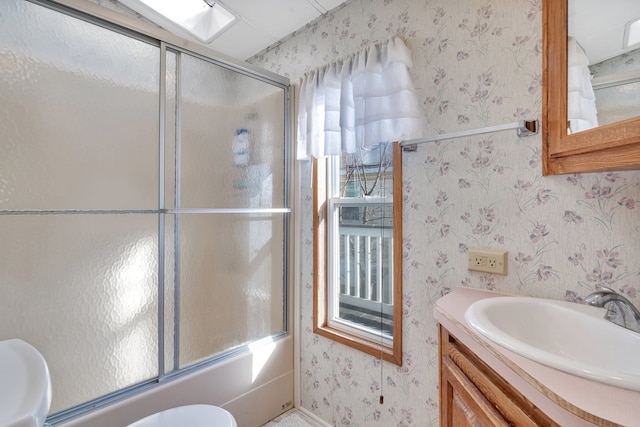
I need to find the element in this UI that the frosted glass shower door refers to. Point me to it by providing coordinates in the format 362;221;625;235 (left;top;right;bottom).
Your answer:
0;0;160;413
170;52;288;369
0;0;291;420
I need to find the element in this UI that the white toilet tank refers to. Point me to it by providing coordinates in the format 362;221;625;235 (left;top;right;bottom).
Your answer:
127;404;237;427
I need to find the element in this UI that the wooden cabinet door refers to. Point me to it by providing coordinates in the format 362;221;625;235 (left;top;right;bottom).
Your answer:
441;355;509;427
439;326;558;427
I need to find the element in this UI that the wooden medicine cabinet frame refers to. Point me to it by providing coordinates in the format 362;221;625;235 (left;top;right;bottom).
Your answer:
543;0;640;175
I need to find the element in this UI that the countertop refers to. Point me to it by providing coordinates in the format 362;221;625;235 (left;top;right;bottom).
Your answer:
434;287;640;427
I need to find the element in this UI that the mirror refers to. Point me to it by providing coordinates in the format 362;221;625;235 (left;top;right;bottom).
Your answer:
544;0;640;175
568;0;640;132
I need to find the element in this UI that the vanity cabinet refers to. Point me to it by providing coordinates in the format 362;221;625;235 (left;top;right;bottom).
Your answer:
439;326;557;427
436;288;638;426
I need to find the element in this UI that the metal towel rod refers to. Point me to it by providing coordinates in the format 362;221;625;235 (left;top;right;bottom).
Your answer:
400;119;538;152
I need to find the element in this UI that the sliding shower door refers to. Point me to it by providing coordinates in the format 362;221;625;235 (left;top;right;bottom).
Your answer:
0;0;161;412
0;0;289;420
170;52;287;369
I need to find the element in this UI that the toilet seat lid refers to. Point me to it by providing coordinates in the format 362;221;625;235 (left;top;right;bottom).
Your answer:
128;404;237;427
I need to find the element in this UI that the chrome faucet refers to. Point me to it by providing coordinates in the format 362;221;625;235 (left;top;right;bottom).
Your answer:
585;285;640;334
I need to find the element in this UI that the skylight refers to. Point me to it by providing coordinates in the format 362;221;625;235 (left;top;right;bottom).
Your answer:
119;0;236;44
624;17;640;49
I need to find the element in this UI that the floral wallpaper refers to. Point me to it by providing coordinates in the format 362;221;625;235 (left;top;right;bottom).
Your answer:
250;0;640;426
590;47;640;77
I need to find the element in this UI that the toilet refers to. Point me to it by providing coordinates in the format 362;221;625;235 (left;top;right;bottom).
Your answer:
127;404;237;427
0;338;237;427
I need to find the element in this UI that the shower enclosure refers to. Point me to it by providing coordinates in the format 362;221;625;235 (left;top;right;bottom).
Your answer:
0;0;291;424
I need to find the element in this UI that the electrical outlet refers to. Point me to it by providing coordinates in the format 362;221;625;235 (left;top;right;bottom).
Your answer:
468;248;508;275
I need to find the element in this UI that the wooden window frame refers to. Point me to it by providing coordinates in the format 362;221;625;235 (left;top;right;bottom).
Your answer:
312;142;403;365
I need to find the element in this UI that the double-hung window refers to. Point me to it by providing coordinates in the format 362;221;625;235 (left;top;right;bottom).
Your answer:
300;37;420;367
314;142;402;365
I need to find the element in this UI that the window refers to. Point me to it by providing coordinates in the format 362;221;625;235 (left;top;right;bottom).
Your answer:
299;37;419;367
119;0;237;44
313;142;402;365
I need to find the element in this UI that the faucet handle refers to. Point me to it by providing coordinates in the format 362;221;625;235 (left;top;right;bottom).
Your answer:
595;284;618;293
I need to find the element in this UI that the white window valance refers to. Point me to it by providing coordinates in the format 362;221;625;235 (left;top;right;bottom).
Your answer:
296;37;423;159
567;36;599;133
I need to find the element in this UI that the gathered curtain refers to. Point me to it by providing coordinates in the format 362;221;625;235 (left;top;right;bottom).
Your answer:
567;36;599;133
296;37;423;159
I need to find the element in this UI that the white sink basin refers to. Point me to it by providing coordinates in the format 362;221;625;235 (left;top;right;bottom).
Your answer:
0;339;52;427
465;296;640;391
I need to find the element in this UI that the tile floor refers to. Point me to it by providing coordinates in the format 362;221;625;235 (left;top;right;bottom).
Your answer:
261;409;318;427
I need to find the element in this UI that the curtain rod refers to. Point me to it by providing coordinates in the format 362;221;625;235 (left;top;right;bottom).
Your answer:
400;120;538;151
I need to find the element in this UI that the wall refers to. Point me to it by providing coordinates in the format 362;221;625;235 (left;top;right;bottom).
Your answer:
250;0;640;425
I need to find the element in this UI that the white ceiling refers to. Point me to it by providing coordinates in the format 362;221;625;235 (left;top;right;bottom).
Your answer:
210;0;346;60
119;1;640;65
117;0;347;61
111;1;638;65
569;0;640;64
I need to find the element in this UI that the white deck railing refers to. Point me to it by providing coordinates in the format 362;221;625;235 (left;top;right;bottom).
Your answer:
338;224;393;316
